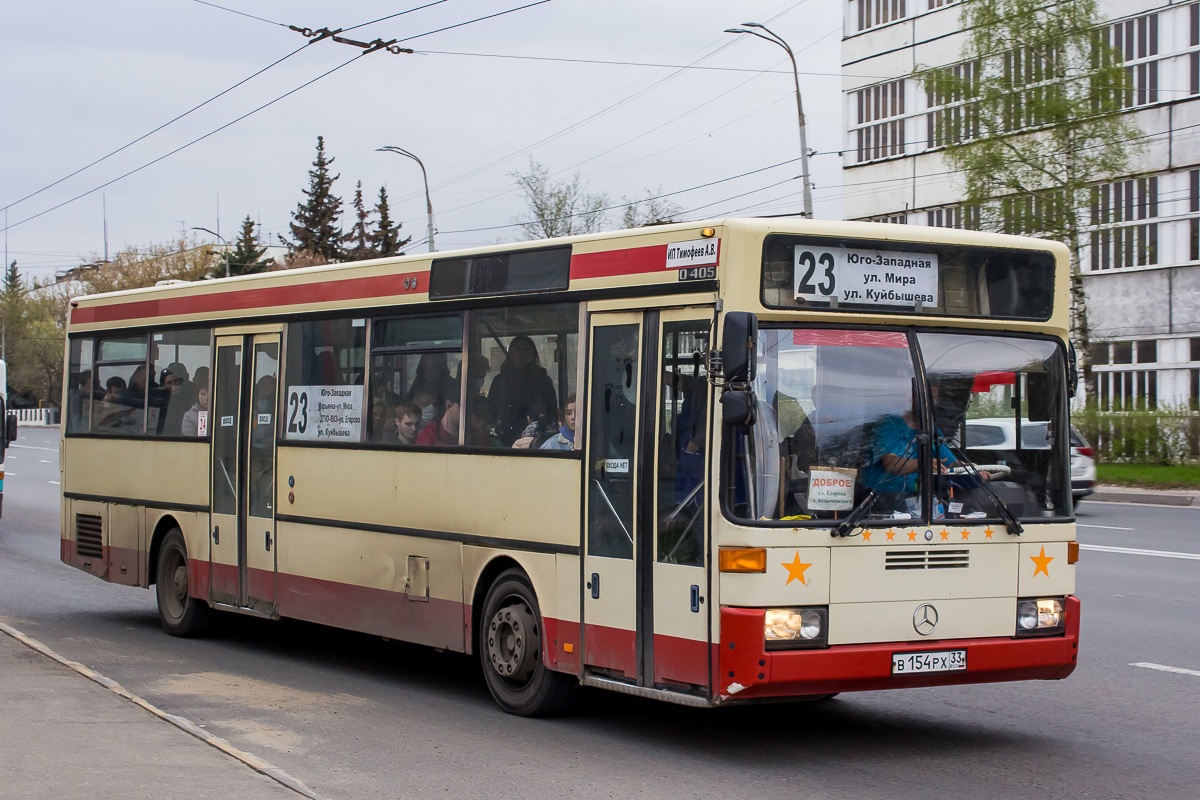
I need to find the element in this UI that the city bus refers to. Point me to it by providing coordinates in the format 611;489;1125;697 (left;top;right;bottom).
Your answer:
59;217;1080;715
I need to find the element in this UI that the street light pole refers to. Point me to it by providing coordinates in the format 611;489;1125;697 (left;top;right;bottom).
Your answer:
191;227;229;278
725;22;814;219
377;146;435;252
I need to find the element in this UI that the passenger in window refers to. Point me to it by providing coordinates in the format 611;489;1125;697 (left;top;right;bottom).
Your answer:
120;365;149;408
540;394;576;451
94;376;129;429
369;401;392;443
411;387;439;433
409;353;456;411
466;395;502;448
158;362;190;435
181;383;210;437
416;398;460;446
490;335;558;446
393;401;421;446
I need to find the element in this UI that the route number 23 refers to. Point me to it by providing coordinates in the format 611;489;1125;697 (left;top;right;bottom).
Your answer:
287;391;309;434
796;250;836;296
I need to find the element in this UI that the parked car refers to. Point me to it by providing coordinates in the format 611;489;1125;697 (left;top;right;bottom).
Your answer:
962;418;1095;502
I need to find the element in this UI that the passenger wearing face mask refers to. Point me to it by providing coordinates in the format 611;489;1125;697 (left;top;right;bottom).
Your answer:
489;335;558;446
411;388;439;432
416;398;461;447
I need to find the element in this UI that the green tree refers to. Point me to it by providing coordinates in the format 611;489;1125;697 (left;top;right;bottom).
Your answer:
920;0;1140;386
620;188;682;229
341;181;374;262
1;261;68;407
286;136;344;264
367;185;409;257
78;237;213;295
4;259;21;298
511;158;608;239
222;216;274;276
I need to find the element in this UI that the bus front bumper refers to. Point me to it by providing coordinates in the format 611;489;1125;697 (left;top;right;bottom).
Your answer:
717;595;1080;702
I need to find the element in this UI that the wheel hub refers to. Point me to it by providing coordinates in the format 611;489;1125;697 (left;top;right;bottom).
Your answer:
487;603;537;683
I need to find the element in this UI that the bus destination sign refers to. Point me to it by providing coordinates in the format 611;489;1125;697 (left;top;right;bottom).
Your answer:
794;245;939;308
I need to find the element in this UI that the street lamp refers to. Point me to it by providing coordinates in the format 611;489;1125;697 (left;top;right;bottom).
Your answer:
725;22;814;219
377;146;435;252
191;226;229;278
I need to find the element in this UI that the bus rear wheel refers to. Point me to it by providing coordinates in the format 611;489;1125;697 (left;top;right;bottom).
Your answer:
479;568;577;716
155;528;213;637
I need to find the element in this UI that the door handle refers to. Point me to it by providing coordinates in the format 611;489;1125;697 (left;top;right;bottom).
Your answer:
690;584;703;613
212;526;219;545
587;572;600;599
265;531;272;552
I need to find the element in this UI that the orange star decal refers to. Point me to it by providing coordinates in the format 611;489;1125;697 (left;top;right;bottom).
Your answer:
984;527;994;539
1030;546;1054;578
782;552;812;586
960;530;971;541
907;530;918;541
861;529;873;542
885;528;896;542
939;529;950;541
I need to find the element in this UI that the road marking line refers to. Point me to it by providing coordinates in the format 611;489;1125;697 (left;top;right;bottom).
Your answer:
1078;524;1135;531
0;621;329;800
1131;662;1200;678
48;480;60;485
1080;544;1200;560
10;444;57;452
38;459;52;463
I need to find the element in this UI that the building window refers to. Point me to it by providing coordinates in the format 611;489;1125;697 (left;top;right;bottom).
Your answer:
853;80;907;162
925;60;980;149
1094;370;1157;411
1137;340;1157;364
1089;176;1158;270
858;0;907;33
1191;4;1199;95
1098;12;1159;108
927;0;954;8
867;213;908;224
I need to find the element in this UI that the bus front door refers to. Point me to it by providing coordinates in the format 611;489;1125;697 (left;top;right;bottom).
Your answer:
583;310;712;697
209;332;281;615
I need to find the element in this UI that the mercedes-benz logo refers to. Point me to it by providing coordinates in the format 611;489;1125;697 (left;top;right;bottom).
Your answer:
913;603;939;636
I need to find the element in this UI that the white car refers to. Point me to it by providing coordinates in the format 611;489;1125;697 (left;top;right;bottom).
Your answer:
962;418;1095;502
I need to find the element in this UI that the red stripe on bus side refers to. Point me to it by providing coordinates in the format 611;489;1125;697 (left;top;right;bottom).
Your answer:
70;271;427;325
582;622;638;678
570;245;668;280
652;633;711;688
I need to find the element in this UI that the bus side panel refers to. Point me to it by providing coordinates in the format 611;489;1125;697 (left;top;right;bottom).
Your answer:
274;520;464;651
461;548;569;670
106;504;141;586
62;498;110;580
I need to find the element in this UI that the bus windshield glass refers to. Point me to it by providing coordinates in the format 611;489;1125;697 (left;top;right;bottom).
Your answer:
761;235;1056;320
731;328;1070;525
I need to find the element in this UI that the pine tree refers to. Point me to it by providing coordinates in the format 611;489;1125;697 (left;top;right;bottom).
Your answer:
222;216;273;277
341;181;374;261
367;186;410;257
286;136;344;264
4;259;21;299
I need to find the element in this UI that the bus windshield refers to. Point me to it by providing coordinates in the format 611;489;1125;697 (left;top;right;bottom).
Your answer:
731;328;1070;525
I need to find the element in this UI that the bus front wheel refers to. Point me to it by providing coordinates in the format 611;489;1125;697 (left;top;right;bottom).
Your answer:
155;528;213;637
479;568;577;716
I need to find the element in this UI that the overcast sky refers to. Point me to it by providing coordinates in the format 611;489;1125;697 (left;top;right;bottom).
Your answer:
1;0;848;282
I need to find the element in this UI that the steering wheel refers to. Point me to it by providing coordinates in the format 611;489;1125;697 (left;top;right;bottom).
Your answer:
949;464;1012;478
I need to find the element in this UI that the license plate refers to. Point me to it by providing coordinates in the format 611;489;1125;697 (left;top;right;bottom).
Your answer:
892;649;967;675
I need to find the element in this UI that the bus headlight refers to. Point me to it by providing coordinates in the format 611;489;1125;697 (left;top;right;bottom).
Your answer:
1015;597;1065;637
764;607;828;649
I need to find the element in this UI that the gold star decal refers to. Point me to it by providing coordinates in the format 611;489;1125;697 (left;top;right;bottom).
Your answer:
861;529;873;542
885;528;896;542
1030;546;1054;578
907;530;918;541
782;552;812;586
960;530;971;541
984;527;994;539
939;529;950;541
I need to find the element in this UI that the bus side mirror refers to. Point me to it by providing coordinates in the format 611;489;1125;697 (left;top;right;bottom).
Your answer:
721;390;755;427
721;312;757;383
1067;342;1079;398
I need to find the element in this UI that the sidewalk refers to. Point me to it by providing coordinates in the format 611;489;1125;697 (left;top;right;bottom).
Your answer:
1088;484;1200;507
0;625;315;800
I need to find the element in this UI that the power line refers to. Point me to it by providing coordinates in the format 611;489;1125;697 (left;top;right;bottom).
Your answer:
190;0;289;27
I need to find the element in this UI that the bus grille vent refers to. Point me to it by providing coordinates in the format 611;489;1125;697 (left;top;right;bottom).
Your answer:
75;514;103;558
884;549;969;570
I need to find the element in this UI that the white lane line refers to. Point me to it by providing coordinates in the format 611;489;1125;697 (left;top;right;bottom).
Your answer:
1131;662;1200;678
10;444;57;452
1080;543;1200;560
38;459;52;463
48;480;60;485
1078;524;1135;531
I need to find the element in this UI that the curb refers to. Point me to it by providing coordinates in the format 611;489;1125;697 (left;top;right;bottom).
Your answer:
1089;491;1195;507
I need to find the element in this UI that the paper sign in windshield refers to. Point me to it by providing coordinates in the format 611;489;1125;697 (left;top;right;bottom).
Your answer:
794;245;938;308
808;467;856;511
286;385;364;441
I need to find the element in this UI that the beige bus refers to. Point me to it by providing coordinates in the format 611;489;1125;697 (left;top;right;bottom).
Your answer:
60;217;1080;715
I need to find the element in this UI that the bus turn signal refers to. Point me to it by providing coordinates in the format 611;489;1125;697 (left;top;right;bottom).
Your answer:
719;547;767;573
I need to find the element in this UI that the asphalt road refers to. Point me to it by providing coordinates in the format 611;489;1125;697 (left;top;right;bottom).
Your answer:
2;427;1198;800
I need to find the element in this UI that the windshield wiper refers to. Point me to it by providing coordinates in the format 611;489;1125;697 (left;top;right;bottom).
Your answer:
938;435;1023;535
832;433;923;538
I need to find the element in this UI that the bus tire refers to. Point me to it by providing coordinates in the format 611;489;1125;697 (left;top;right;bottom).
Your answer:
479;568;577;717
155;528;213;637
